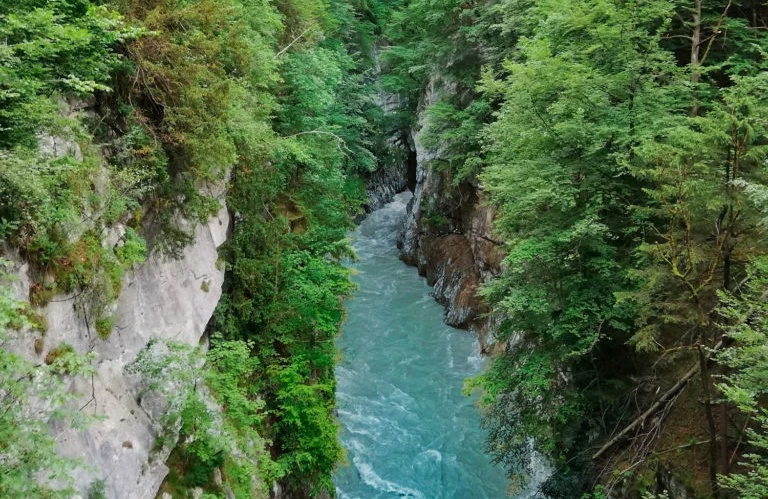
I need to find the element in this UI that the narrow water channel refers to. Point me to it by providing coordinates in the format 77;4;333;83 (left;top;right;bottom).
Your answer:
334;192;510;498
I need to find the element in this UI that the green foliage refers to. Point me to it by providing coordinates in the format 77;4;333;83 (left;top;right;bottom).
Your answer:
629;70;768;352
107;122;169;222
420;98;490;183
176;393;224;488
1;129;146;321
716;259;768;498
206;0;382;493
128;338;272;498
0;0;151;336
581;486;608;499
381;0;487;106
0;1;136;147
115;227;148;269
471;0;675;484
215;174;356;494
205;337;275;494
94;316;115;339
383;0;768;495
117;0;281;237
420;198;450;231
87;480;107;499
0;259;94;498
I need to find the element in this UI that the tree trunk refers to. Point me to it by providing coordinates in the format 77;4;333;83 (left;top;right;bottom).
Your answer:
720;401;730;477
699;345;720;498
691;0;702;117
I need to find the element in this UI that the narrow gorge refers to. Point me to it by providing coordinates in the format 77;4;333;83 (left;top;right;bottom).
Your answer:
3;0;768;498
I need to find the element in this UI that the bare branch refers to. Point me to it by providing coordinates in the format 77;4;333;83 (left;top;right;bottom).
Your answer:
275;26;313;58
592;339;724;461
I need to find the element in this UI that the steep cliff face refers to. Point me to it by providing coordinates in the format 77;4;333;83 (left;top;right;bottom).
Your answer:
363;45;408;213
397;86;503;345
364;161;406;214
6;156;228;497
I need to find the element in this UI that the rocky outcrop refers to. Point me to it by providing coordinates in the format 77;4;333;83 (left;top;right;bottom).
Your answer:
8;204;227;498
655;465;696;499
364;161;406;213
6;118;229;498
397;83;503;345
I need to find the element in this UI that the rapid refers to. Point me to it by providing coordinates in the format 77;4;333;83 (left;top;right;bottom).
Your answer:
334;192;511;498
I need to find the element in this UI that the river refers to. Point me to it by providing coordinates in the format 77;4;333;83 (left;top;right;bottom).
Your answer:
333;192;510;498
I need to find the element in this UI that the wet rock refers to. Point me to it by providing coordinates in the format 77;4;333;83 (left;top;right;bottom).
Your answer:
364;161;406;213
397;80;504;344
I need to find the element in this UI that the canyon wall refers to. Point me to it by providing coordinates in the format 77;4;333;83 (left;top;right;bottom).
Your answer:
397;84;503;346
5;127;229;498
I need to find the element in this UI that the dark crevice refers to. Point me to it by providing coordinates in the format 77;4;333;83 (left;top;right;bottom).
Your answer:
406;148;417;192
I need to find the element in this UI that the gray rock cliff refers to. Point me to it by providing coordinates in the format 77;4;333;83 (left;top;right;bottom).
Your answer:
7;177;228;498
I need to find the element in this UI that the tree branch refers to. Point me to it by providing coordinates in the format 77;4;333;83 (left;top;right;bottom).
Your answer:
275;26;312;58
593;339;723;460
283;130;353;155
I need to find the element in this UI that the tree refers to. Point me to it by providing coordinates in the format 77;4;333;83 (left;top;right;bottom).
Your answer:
474;1;677;492
716;258;768;498
629;55;768;499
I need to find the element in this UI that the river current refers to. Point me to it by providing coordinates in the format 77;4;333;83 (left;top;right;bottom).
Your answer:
333;192;510;498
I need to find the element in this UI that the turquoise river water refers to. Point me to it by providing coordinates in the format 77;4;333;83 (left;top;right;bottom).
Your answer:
333;192;512;498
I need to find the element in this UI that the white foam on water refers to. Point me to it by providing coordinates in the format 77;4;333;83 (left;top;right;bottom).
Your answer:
414;294;433;305
341;407;411;443
354;456;425;499
338;410;382;427
350;428;380;442
466;338;485;372
422;449;442;463
386;398;416;421
390;386;416;405
398;354;420;366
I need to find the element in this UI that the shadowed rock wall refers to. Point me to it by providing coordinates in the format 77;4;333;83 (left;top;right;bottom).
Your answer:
397;82;503;347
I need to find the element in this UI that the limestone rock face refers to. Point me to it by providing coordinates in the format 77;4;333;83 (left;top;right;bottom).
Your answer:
0;97;232;498
8;206;228;499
